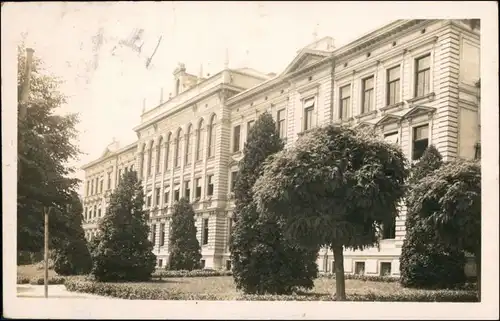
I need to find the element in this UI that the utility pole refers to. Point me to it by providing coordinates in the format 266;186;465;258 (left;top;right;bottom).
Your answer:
43;206;52;298
18;48;35;181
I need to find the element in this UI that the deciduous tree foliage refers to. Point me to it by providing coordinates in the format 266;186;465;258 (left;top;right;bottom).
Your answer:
167;198;202;271
408;159;481;295
400;146;466;289
91;171;156;281
17;44;82;256
52;191;92;276
253;125;408;300
230;112;319;295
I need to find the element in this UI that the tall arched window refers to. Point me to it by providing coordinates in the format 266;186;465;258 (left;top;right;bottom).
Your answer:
185;124;192;165
147;140;154;176
155;136;163;174
140;144;146;179
175;129;183;168
196;119;204;161
207;114;217;157
164;133;171;171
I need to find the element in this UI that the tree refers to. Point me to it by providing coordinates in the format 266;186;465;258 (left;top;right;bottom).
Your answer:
408;159;481;296
230;112;319;295
400;146;466;289
91;170;156;281
253;125;409;300
167;198;202;271
17;44;81;255
52;191;92;276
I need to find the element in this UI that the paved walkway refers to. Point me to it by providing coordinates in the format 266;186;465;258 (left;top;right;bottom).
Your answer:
16;284;117;299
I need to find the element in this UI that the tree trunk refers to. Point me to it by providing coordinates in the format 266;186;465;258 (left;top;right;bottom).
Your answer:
332;245;346;301
475;249;481;301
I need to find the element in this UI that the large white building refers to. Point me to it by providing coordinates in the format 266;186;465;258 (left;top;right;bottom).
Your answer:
81;19;480;276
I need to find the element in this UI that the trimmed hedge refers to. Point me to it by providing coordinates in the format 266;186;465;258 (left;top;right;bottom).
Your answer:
28;276;66;285
64;279;478;302
318;272;399;283
152;269;233;279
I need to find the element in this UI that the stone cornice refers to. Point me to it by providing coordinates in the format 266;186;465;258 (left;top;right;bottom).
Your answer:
81;142;137;170
133;84;242;132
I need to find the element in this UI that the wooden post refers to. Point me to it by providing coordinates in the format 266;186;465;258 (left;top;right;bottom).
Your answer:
44;206;52;298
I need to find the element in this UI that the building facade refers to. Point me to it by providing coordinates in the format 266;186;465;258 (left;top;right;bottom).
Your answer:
81;19;481;276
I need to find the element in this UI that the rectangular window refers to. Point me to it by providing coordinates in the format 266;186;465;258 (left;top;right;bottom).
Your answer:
247;120;255;137
159;223;165;246
340;84;351;120
93;205;97;217
174;189;180;202
195;177;202;199
412;124;429;160
88;210;92;219
277;109;286;139
86;181;90;196
415;54;431;97
90;179;94;195
185;133;192;166
196;130;204;161
233;125;241;152
164;190;170;206
155;188;161;206
175;140;181;168
383;131;399;145
200;259;206;269
386;65;401;105
100;179;103;193
158;259;163;267
355;262;366;275
361;76;374;114
303;98;315;131
226;260;232;271
147;195;152;207
382;218;396;239
207;175;214;196
380;262;392;276
230;171;238;193
107;172;111;190
184;180;191;202
151;224;156;246
98;208;101;217
203;218;209;245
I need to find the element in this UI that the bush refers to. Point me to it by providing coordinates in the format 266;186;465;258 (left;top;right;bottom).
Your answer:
91;171;156;282
64;279;478;302
28;276;66;285
151;269;233;279
231;112;318;295
400;146;467;289
167;198;202;271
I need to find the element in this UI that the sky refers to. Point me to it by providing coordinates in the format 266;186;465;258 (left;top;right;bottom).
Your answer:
2;1;492;194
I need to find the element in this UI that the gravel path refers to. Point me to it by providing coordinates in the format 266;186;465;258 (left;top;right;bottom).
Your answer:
16;284;118;299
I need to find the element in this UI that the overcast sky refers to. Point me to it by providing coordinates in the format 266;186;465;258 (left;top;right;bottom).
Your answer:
3;1;495;194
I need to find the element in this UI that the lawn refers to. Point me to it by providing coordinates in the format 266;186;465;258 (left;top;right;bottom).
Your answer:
17;263;57;279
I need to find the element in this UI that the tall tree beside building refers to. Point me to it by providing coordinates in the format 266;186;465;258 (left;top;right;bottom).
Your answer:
52;191;92;275
91;171;156;281
406;159;481;297
17;44;82;258
400;146;466;289
230;112;319;295
167;198;202;271
253;125;409;300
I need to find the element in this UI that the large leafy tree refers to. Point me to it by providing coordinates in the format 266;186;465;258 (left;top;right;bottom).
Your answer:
17;44;81;256
253;125;408;300
52;191;92;275
230;112;318;295
400;146;466;289
91;171;156;281
167;197;202;271
408;159;481;296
